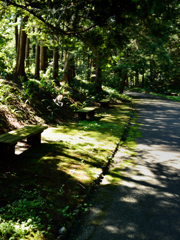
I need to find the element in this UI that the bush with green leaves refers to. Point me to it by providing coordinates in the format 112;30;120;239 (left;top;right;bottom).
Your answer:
0;188;52;239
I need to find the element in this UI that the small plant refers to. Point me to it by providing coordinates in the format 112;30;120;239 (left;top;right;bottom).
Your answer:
0;188;52;239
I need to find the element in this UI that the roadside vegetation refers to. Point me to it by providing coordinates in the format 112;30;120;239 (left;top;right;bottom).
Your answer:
128;87;180;102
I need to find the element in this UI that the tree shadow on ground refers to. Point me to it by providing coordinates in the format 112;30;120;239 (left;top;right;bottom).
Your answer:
105;158;180;240
68;92;180;240
69;154;180;240
0;142;90;238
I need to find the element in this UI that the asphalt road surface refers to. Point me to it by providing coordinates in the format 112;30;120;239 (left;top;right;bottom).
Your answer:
69;92;180;240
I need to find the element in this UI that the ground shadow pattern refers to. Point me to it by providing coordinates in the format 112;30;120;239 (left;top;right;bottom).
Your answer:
70;92;180;240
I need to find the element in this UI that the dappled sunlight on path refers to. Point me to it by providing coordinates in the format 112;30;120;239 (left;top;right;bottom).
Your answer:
71;92;180;240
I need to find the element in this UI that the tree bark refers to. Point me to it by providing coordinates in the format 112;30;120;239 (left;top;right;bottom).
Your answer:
135;70;139;87
69;56;75;80
15;16;18;53
14;17;27;77
40;46;48;72
62;51;75;86
25;37;30;67
125;73;129;87
94;54;103;92
35;42;40;78
53;47;59;80
141;72;145;88
119;73;127;93
62;51;69;83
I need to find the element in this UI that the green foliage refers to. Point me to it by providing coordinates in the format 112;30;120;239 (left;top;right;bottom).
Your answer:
0;189;52;239
21;76;60;99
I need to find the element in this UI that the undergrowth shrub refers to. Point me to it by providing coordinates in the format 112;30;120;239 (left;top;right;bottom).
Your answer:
0;189;52;239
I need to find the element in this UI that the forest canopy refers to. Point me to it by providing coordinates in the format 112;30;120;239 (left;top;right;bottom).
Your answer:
0;0;180;92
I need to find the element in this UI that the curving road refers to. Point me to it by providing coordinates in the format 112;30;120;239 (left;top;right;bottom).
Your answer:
70;92;180;240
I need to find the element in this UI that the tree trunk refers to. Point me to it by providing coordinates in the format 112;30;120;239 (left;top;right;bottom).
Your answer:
62;51;75;86
35;42;40;78
15;16;18;53
53;47;59;80
40;46;48;72
150;59;154;83
69;56;75;80
141;72;145;88
15;23;21;74
14;17;27;77
95;54;103;92
125;73;129;87
62;51;70;84
135;70;139;87
25;37;30;68
119;73;127;93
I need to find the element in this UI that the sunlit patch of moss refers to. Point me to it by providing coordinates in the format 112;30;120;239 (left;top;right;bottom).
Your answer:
41;103;132;186
107;168;123;185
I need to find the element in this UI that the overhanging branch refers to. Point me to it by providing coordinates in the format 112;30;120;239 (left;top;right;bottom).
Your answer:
3;0;97;35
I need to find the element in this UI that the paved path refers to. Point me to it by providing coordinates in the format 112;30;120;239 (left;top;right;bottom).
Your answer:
69;92;180;240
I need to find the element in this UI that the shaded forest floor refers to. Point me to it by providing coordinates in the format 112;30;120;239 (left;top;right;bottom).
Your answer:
0;78;135;239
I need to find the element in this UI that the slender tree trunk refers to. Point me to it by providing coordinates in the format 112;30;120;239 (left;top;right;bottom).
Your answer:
119;73;127;93
87;56;90;69
150;59;154;83
62;51;75;86
14;17;27;77
15;23;21;74
69;56;75;80
15;16;18;53
62;50;70;84
35;42;40;78
25;37;30;68
53;47;59;80
87;56;91;80
135;70;139;87
125;73;129;87
141;71;145;88
95;54;103;92
40;46;48;72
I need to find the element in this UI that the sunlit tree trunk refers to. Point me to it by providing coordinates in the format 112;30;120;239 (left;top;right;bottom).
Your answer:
62;50;70;83
14;17;27;77
62;51;75;86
